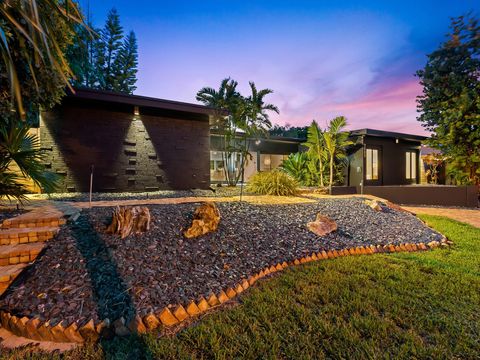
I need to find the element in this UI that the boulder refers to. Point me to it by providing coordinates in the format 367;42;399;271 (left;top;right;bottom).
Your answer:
184;202;220;238
384;201;412;214
307;214;337;237
365;199;382;211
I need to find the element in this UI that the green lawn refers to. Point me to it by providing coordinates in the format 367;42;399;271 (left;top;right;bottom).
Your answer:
3;215;480;360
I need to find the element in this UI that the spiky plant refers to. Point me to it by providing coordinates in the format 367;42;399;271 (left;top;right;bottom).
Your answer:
247;170;298;196
280;152;308;184
0;120;58;201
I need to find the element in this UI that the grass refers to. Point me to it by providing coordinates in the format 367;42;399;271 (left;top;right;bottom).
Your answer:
2;215;479;359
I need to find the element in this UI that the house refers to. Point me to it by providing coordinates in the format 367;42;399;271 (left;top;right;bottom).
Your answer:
346;129;427;188
38;88;213;192
210;133;302;183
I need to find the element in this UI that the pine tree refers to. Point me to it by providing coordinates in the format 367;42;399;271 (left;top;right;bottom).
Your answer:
66;7;138;94
99;8;124;91
115;31;138;94
416;14;480;185
67;22;98;88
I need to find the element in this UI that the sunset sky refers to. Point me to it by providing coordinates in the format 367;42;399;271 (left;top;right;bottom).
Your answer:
84;1;478;135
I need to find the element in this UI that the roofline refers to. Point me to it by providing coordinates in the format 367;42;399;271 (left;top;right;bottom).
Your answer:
210;131;304;144
349;128;428;142
67;87;216;116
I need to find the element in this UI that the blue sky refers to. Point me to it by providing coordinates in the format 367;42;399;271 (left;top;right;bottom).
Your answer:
82;1;479;135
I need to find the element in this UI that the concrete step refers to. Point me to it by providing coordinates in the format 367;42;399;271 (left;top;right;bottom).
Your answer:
0;243;46;266
0;264;27;295
0;226;59;246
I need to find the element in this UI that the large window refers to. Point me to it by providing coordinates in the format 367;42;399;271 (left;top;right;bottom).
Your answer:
365;148;379;180
406;151;417;180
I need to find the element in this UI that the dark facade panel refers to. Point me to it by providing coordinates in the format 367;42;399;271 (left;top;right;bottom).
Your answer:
347;135;422;186
40;103;210;192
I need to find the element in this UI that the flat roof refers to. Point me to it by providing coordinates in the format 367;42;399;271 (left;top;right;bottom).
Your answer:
67;88;215;116
349;128;428;142
210;131;303;144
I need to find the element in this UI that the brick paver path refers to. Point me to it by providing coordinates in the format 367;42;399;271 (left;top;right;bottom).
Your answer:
402;206;480;228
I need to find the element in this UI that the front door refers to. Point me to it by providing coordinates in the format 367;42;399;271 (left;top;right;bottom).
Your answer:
364;146;382;186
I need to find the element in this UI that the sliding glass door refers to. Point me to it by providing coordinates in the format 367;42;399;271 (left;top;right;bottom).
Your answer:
364;146;382;185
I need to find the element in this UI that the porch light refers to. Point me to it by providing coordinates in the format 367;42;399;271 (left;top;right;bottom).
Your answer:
264;157;271;166
134;106;140;116
395;138;399;144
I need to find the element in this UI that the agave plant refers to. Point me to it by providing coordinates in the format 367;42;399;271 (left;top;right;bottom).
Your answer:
0;120;58;201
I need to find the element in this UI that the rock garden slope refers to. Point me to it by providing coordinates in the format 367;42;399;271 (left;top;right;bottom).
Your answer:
0;198;445;342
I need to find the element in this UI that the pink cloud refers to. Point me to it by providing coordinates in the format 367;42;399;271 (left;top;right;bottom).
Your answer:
271;77;428;136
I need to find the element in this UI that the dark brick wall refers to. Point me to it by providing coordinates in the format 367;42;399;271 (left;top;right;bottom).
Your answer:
40;103;210;192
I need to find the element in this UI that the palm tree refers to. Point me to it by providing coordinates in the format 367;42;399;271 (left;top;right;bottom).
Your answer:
0;0;85;119
196;78;244;185
237;82;279;183
244;82;279;134
0;120;58;201
323;116;353;194
304;120;326;187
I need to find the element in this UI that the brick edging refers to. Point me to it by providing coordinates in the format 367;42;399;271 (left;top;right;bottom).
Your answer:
0;238;451;343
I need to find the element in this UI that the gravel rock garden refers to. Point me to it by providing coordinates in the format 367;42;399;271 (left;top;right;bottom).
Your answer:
0;198;444;332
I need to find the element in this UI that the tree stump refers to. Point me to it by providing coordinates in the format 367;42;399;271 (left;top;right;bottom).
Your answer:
106;206;151;239
184;202;220;238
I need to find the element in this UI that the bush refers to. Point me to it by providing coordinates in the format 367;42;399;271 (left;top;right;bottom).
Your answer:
247;170;298;196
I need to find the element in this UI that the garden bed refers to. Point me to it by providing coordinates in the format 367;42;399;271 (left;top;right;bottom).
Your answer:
0;198;443;329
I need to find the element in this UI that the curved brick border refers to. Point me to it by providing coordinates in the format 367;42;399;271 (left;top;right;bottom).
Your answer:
0;238;451;343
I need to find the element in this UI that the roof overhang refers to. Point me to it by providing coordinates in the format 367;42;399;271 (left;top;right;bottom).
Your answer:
65;88;216;121
349;128;428;142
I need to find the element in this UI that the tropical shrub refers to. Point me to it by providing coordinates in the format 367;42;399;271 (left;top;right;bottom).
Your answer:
0;120;58;201
280;152;308;183
303;120;327;187
247;170;298;196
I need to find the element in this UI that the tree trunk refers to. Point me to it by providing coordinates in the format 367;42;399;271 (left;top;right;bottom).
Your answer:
106;206;151;239
329;155;334;195
318;148;324;187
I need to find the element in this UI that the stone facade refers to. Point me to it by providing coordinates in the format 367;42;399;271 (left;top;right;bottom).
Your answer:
40;100;210;192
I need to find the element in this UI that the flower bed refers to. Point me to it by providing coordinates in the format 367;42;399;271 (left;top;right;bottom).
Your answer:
0;198;445;342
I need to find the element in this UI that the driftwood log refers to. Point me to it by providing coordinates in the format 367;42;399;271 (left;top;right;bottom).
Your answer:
106;206;151;239
184;202;220;238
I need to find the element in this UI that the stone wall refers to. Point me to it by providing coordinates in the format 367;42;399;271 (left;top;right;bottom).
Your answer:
40;104;210;192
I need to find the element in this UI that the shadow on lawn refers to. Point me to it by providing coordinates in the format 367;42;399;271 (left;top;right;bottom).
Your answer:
71;212;153;359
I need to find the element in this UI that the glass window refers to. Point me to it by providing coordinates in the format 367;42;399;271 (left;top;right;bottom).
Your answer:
406;151;416;179
210;160;215;170
217;160;224;170
406;152;411;179
366;148;378;180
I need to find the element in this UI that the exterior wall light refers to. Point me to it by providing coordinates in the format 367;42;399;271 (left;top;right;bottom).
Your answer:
134;106;140;116
264;156;271;166
395;138;399;144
